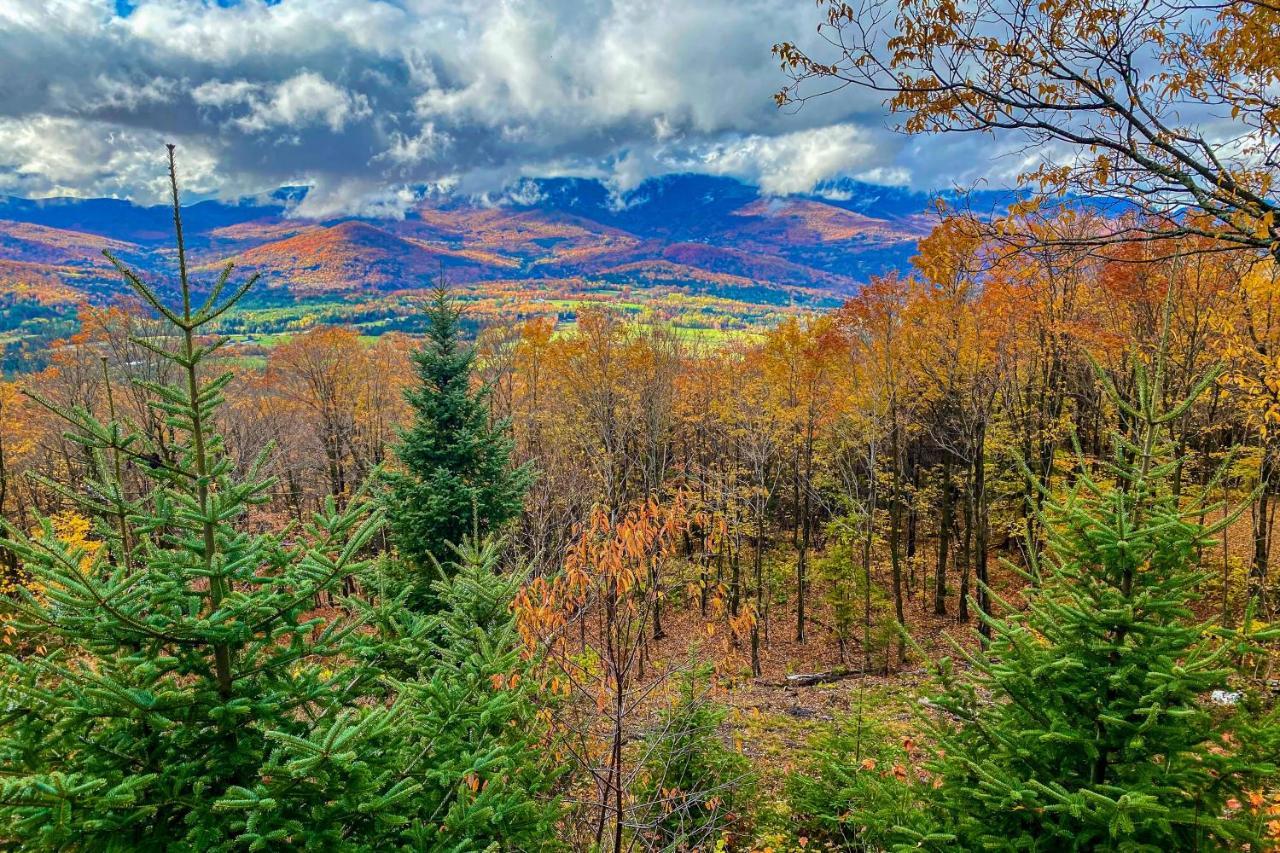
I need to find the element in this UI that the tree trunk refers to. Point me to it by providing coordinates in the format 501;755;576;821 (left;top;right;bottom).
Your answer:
889;420;906;663
974;421;991;640
1252;441;1274;611
651;559;663;641
862;440;878;672
751;507;765;677
957;467;973;623
729;538;741;617
906;452;919;598
935;455;952;616
699;529;709;618
796;428;815;643
796;528;808;643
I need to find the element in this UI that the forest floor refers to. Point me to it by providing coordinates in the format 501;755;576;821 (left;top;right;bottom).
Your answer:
631;556;1022;820
630;507;1274;841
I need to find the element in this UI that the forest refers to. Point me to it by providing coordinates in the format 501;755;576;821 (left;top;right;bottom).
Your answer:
2;0;1280;850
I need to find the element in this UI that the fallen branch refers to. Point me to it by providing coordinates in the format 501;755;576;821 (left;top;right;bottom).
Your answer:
753;667;925;688
785;668;866;687
748;668;867;688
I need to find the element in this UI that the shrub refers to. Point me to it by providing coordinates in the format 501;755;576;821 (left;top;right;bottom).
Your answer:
787;713;933;850
631;664;755;850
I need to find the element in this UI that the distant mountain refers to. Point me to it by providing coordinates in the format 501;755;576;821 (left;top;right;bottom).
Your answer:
211;220;520;292
0;174;966;368
0;175;951;297
0;194;288;246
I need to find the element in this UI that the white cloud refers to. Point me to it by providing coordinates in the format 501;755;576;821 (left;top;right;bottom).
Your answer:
0;115;222;201
192;79;260;108
850;167;912;187
603;124;895;196
118;0;408;65
376;123;452;168
230;72;370;133
694;124;887;195
47;73;180;112
289;177;420;219
0;0;955;213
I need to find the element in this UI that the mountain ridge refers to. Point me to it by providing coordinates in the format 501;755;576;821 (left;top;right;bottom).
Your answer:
0;174;1001;370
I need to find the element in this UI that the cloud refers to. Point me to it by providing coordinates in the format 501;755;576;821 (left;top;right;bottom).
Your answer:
289;177;421;219
0;0;992;215
191;73;371;135
376;123;452;168
0;115;224;200
192;79;259;109
201;71;372;134
694;125;889;195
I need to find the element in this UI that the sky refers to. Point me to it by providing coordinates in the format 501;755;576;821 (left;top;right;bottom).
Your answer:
0;0;1029;217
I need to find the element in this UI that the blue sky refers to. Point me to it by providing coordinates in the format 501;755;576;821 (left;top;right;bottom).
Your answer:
1;0;1026;216
114;0;280;13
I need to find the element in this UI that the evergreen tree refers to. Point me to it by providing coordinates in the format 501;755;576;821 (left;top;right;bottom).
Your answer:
787;713;932;850
631;663;754;851
391;537;562;850
0;148;420;849
900;351;1277;849
384;285;530;608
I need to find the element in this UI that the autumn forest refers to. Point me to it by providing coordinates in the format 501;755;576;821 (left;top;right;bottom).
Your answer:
2;0;1280;850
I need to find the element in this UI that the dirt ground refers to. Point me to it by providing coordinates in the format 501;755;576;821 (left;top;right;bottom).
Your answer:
634;507;1277;798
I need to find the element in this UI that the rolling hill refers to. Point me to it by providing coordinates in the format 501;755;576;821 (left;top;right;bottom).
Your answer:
0;174;988;369
213;221;518;292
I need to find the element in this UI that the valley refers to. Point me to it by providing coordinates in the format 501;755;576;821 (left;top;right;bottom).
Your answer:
0;174;949;370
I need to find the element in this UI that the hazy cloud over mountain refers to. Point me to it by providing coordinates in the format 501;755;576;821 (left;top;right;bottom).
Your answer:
0;0;1021;215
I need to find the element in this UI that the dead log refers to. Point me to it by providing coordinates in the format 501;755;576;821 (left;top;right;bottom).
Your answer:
753;667;924;688
746;668;866;688
782;668;868;687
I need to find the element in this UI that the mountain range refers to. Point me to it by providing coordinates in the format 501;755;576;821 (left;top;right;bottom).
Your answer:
0;174;1006;369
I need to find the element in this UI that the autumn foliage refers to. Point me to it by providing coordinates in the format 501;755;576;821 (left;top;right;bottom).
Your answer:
3;0;1280;843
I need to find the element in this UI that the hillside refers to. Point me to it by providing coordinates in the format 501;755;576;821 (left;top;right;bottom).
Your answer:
215;220;518;292
0;175;967;365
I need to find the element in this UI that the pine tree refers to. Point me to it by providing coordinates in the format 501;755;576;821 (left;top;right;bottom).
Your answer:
631;663;754;851
0;148;419;850
384;285;530;608
391;537;562;850
786;713;932;849
902;347;1277;849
